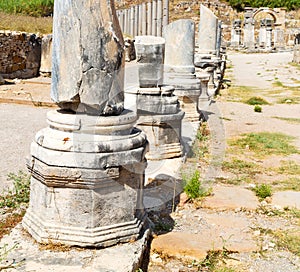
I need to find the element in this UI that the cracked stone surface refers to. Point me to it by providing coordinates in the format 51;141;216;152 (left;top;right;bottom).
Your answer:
51;0;125;115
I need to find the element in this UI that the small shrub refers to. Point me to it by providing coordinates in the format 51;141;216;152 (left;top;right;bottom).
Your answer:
246;96;269;105
182;170;210;200
254;105;262;112
253;184;272;199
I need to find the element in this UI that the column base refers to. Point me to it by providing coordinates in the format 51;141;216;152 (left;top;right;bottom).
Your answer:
23;109;148;248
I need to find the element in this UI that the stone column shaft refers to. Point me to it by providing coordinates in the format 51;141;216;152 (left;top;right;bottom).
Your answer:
130;6;135;37
164;19;200;122
162;0;169;30
152;0;157;36
147;2;152;35
142;3;147;35
157;0;163;36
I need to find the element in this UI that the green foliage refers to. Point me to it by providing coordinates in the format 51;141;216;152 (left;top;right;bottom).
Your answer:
182;170;210;200
228;0;300;11
246;96;269;105
0;0;54;17
0;171;30;208
253;183;272;199
254;105;262;112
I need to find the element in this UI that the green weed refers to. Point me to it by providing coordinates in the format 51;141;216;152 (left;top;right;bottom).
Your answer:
246;96;269;105
253;184;272;199
0;171;30;208
182;170;210;200
254;105;262;112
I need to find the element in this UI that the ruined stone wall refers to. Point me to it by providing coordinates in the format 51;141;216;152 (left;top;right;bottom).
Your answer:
0;31;41;79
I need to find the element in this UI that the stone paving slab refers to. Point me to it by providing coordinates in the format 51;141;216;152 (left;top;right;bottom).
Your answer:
201;185;260;210
272;191;300;209
0;224;150;272
151;211;258;261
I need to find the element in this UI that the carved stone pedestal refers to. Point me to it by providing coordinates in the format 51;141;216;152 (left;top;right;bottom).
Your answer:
23;109;148;247
127;86;184;160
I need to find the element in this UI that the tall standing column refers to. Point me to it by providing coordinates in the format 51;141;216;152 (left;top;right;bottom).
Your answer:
152;0;157;36
162;0;169;30
230;19;242;47
23;0;148;248
142;3;147;35
138;4;143;35
157;0;163;36
130;6;135;37
243;9;255;50
147;2;152;35
164;19;201;122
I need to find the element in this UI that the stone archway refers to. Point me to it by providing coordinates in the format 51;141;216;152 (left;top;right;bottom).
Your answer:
253;7;278;24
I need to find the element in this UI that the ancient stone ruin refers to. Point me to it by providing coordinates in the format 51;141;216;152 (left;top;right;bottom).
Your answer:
23;0;148;247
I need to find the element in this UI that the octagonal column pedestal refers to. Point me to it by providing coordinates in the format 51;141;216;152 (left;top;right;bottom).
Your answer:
163;19;200;122
197;73;210;119
127;86;184;160
23;109;148;247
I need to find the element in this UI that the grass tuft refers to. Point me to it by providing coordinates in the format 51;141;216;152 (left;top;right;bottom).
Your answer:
182;170;211;200
246;96;269;105
229;132;298;157
253;184;272;199
0;171;30;208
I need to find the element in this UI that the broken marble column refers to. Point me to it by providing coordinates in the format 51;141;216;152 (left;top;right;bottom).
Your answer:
152;0;157;36
216;21;223;57
135;35;164;87
130;35;184;160
293;44;300;64
23;0;148;248
157;0;163;36
259;19;267;48
274;28;285;50
162;0;169;30
147;2;152;35
265;19;273;50
163;19;201;122
197;4;218;57
243;9;255;50
231;19;241;48
39;34;52;76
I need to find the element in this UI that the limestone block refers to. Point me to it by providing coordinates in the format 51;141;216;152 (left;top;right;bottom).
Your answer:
51;0;125;115
135;36;165;87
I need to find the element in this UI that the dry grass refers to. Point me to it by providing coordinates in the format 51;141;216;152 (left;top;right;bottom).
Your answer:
0;11;52;34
